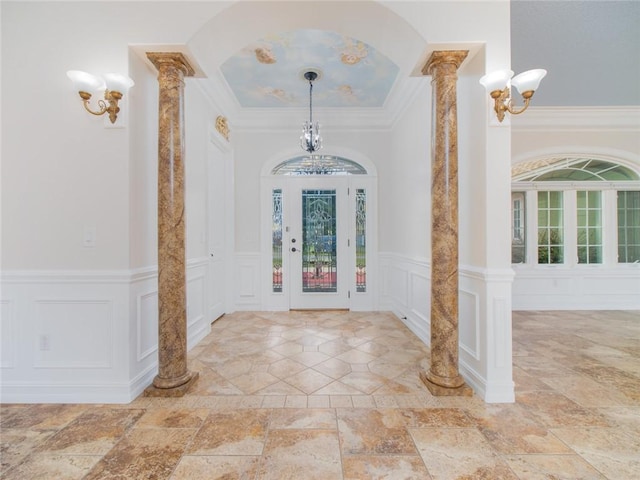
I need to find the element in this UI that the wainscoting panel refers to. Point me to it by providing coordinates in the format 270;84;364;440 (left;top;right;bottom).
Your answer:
1;299;16;369
513;267;640;310
459;289;480;361
1;260;215;404
136;290;158;362
0;271;131;403
235;253;261;309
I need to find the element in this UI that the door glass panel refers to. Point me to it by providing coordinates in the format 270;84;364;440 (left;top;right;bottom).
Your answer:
356;188;366;292
302;189;337;293
272;189;283;292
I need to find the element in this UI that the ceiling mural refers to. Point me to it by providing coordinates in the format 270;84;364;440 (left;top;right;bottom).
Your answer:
220;29;399;108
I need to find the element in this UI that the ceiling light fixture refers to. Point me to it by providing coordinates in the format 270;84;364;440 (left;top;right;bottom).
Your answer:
67;70;135;124
300;70;322;153
479;69;546;122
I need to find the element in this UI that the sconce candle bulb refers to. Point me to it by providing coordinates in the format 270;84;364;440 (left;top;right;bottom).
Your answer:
479;68;546;122
67;70;134;124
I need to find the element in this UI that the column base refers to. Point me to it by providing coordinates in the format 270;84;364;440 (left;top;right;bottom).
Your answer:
420;372;473;397
144;371;199;398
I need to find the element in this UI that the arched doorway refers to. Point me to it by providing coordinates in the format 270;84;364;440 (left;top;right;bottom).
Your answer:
261;154;377;310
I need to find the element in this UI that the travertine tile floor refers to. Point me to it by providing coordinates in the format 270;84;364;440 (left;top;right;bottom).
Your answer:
1;310;639;479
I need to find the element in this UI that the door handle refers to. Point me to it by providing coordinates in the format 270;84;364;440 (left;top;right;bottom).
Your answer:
291;247;298;252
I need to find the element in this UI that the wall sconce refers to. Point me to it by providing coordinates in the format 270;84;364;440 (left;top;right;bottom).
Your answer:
67;70;134;124
479;69;546;122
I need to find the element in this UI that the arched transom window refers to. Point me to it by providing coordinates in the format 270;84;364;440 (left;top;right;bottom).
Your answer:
271;155;367;176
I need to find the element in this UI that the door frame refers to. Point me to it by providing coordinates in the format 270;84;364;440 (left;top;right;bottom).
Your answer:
261;158;377;311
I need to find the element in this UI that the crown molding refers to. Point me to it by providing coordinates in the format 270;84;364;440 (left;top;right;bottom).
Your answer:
511;106;640;132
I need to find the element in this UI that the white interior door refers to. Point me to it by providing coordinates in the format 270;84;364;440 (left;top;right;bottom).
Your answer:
288;177;349;309
207;143;227;321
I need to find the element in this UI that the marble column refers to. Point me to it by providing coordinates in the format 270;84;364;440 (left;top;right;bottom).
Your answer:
419;50;472;397
144;52;198;397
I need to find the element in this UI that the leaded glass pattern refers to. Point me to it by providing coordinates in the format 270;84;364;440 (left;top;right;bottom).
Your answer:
356;189;366;292
272;156;367;176
272;189;283;292
302;189;337;292
577;191;602;264
618;191;640;263
538;191;564;264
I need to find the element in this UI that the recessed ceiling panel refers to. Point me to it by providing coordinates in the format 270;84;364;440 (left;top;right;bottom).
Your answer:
220;29;399;108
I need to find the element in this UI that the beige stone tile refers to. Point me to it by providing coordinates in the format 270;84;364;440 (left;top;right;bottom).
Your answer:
228;371;281;394
267;358;307;379
596;406;640;437
351;395;377;408
331;395;354;408
257;430;342;480
540;374;636;407
288;350;331;367
312;357;352;379
343;455;432;480
188;410;270;456
0;429;56;473
255;380;305;395
551;426;640;479
504;454;607;479
1;453;100;480
136;408;209;429
171;456;260;480
271;342;303;356
84;428;195;480
307;395;331;408
282;368;335;394
516;390;612;427
37;408;145;455
472;404;573;455
337;409;417;455
338;371;388;394
0;404;88;430
261;395;286;408
410;428;518;480
336;348;377;364
314;380;365;395
284;395;307;408
270;408;336;429
373;395;399;408
399;408;476;428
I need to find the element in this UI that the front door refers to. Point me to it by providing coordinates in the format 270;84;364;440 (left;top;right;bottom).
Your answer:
289;177;349;309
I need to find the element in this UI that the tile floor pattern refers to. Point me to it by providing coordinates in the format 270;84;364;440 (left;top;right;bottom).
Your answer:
1;310;639;479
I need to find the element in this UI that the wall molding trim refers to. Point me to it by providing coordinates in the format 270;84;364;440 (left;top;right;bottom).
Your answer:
512;106;640;132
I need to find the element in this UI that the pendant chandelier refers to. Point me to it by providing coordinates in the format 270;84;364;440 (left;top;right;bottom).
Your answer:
300;70;322;153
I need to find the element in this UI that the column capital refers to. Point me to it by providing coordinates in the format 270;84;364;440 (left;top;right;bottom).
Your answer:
146;52;196;77
422;50;469;76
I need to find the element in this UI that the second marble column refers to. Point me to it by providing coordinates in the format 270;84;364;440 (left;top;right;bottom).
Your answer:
419;50;472;397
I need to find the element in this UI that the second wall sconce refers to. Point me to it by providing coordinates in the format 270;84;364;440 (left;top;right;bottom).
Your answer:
67;70;135;124
479;69;546;122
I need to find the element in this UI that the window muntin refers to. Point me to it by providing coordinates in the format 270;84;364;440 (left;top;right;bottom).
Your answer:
618;191;640;263
577;191;602;264
537;191;564;264
511;192;526;263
